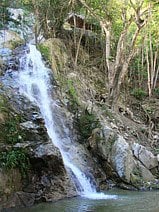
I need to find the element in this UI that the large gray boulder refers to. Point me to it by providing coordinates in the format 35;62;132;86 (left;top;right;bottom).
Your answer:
132;143;158;170
89;125;158;189
110;136;157;188
110;136;134;183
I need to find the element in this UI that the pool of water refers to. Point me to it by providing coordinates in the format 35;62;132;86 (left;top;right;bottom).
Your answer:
14;189;159;212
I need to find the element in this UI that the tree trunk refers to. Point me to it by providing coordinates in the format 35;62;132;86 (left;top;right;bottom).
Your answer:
108;22;146;109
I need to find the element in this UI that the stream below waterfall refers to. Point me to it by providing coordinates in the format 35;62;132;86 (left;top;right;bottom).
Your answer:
14;189;159;212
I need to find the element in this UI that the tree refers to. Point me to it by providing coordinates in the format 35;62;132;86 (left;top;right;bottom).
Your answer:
23;0;158;108
30;0;70;38
108;1;150;108
128;1;159;99
78;0;152;109
0;0;12;29
144;3;159;97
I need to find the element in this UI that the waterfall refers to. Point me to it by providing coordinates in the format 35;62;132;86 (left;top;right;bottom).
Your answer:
18;44;117;200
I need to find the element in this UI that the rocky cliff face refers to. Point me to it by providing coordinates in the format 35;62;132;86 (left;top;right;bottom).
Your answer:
0;69;76;209
0;11;76;209
88;129;159;190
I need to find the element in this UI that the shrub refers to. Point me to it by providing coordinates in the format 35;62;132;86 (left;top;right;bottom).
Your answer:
0;95;25;144
37;44;50;62
0;148;30;177
76;109;101;143
131;88;147;100
67;79;79;113
2;115;25;144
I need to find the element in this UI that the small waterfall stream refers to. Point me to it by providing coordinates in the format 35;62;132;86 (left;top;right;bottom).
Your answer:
17;44;116;200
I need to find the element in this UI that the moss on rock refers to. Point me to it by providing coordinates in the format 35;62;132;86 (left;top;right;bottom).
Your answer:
0;30;24;50
39;38;69;77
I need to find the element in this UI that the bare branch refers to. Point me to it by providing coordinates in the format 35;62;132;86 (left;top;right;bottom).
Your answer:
130;0;149;28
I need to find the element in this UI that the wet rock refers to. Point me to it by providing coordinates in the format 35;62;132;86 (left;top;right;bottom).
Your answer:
0;169;22;204
117;182;137;191
26;142;77;203
9;8;24;22
20;121;40;130
132;143;158;169
0;88;76;209
1;192;35;209
7;56;19;71
34;143;61;158
0;48;12;57
62;141;107;190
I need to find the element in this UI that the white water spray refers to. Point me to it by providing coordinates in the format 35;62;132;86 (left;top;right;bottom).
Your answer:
18;44;117;200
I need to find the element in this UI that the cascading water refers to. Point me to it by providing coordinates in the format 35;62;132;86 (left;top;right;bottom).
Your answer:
17;44;117;200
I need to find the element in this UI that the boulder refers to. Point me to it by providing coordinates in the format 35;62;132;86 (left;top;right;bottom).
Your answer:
20;121;39;129
110;136;134;182
110;137;157;188
0;169;22;203
131;160;154;180
91;129;158;189
130;160;155;190
132;143;158;169
26;141;77;203
34;143;61;158
1;192;35;209
91;126;117;159
0;30;24;49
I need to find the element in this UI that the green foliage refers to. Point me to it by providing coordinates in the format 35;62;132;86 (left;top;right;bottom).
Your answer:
16;0;33;10
154;88;159;96
76;109;101;143
86;0;121;21
67;79;78;102
131;88;147;100
154;148;159;154
1;115;24;144
0;148;30;177
37;44;50;62
0;95;25;144
129;57;147;89
67;79;79;113
0;1;11;29
31;0;70;37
